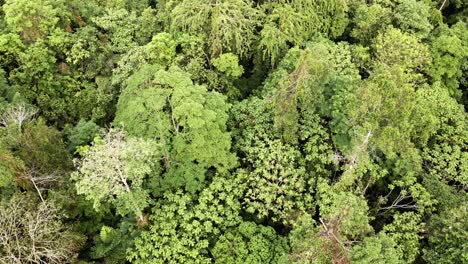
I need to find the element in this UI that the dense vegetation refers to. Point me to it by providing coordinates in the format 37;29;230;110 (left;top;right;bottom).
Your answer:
0;0;466;263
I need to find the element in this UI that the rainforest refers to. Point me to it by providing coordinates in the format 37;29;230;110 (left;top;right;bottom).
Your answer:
0;0;466;263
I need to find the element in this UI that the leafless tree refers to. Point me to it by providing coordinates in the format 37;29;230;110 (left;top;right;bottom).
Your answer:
0;195;84;264
0;103;37;132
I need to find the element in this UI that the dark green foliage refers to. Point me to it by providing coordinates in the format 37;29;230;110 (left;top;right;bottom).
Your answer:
423;205;468;264
15;119;72;173
170;0;260;58
90;221;139;264
428;21;468;100
212;222;289;264
66;119;100;152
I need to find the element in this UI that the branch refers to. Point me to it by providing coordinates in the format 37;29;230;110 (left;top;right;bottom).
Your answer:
167;98;180;134
346;130;373;171
380;190;418;210
0;103;37;132
31;177;45;203
439;0;447;10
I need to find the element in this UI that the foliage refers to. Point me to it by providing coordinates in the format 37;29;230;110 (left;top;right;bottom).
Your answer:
316;180;373;240
212;53;244;78
238;139;308;224
129;176;243;263
382;212;424;263
90;220;140;264
428;21;468;100
394;0;434;38
212;221;289;264
72;129;160;218
114;65;236;193
351;3;392;44
0;0;467;263
423;204;468;264
2;0;64;43
66;119;101;152
350;233;403;264
171;0;260;57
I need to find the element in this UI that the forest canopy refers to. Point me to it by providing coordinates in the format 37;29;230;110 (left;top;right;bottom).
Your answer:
0;0;466;263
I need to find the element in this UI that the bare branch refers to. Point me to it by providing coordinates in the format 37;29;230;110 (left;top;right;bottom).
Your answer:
380;189;418;210
439;0;447;10
0;103;37;132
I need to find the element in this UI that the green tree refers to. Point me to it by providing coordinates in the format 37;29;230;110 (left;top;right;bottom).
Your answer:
428;22;468;100
2;0;65;43
92;7;159;53
350;233;403;264
66;119;101;152
259;0;350;65
129;176;243;263
238;139;309;224
171;0;260;57
382;212;424;263
1;118;73;201
114;65;236;193
417;82;468;264
90;220;140;264
423;205;468;264
394;0;434;38
351;3;392;44
212;221;289;264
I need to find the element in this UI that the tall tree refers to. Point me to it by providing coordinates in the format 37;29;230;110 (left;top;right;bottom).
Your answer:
72;129;160;221
114;65;236;193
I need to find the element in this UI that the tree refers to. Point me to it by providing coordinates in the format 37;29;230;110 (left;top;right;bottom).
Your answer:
12;119;72;176
66;119;100;152
350;233;403;264
90;220;140;264
114;65;236;193
238;139;309;224
316;179;373;241
428;22;468;100
351;3;392;44
92;7;159;53
72;129;160;221
394;0;434;38
258;3;308;66
1;118;73;201
416;82;468;264
372;26;431;75
0;194;85;264
423;205;468;264
259;0;350;65
0;141;23;190
382;212;424;263
129;176;244;263
212;222;289;264
2;0;65;43
229;94;334;226
0;102;37;132
262;44;330;143
170;0;260;57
